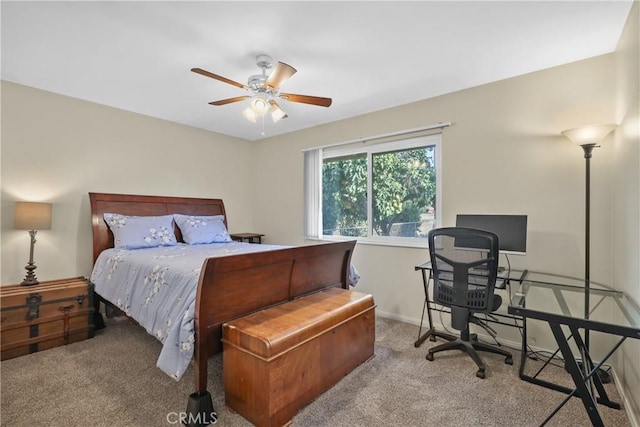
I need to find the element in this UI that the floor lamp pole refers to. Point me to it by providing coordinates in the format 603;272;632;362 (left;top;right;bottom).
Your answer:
581;144;594;352
562;123;616;384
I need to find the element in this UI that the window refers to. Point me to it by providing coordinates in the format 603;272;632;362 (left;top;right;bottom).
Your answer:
304;133;442;247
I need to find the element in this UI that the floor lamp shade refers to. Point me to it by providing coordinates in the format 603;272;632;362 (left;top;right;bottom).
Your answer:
14;202;52;231
561;124;617;147
14;202;52;286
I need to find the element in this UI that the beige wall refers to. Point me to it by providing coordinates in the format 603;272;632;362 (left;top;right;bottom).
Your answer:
614;1;640;422
1;82;255;284
252;54;617;340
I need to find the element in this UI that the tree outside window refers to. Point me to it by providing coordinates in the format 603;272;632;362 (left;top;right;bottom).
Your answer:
322;139;438;240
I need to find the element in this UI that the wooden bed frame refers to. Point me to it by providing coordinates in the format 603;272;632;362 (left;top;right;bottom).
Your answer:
89;192;356;426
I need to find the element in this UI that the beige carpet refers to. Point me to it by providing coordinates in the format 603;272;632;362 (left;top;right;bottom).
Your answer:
0;316;631;426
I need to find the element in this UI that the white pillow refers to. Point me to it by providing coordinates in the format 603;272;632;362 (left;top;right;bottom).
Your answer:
103;213;177;249
173;214;232;244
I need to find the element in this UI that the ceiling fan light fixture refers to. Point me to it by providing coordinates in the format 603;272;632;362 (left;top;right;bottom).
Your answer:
242;107;257;123
271;108;287;123
250;95;270;115
269;100;287;123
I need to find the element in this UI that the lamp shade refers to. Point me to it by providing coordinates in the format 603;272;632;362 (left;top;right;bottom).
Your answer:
250;95;269;114
242;107;257;123
269;100;287;123
14;202;52;230
561;124;617;147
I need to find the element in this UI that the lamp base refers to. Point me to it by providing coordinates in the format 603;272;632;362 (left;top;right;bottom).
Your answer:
564;361;612;384
21;262;39;286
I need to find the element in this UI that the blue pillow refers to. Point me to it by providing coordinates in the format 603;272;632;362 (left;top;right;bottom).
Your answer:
173;214;232;244
103;213;177;249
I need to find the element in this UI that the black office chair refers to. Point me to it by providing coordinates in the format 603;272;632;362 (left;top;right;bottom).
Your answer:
426;227;512;378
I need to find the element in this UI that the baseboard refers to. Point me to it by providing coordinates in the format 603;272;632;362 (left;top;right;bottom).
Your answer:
375;309;423;327
611;368;640;427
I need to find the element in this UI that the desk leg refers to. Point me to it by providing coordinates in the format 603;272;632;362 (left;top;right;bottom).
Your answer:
519;324;622;413
414;298;431;347
547;322;603;427
414;268;456;347
518;316;528;378
569;325;619;409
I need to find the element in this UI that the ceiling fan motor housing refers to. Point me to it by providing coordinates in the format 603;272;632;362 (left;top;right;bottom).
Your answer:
248;74;268;91
248;54;273;91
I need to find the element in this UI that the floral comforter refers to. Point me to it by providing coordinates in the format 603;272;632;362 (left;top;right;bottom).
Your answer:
90;242;286;380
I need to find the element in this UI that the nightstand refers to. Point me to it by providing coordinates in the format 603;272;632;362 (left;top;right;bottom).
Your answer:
230;233;265;244
0;277;95;360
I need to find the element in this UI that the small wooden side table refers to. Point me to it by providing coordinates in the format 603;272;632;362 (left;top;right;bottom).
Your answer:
230;233;265;244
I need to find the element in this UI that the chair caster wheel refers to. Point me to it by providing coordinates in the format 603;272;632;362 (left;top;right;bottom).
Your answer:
426;353;434;361
505;356;513;365
476;370;486;379
429;336;437;342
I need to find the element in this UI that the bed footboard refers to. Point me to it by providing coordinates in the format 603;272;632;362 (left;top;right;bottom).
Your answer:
186;240;356;426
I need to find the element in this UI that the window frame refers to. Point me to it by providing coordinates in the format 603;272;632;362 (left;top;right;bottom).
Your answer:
317;133;442;248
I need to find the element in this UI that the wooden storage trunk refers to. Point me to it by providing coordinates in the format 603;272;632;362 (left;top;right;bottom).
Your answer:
222;287;375;427
1;277;95;360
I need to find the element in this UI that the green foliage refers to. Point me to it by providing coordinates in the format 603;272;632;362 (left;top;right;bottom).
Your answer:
322;154;367;236
322;146;436;237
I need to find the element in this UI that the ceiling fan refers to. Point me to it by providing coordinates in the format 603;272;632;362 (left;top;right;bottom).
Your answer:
191;54;332;124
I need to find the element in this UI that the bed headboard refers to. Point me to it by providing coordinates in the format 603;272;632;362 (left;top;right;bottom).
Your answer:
89;192;227;264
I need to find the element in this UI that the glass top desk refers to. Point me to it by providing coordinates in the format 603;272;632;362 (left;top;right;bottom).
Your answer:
414;261;528;347
508;275;640;426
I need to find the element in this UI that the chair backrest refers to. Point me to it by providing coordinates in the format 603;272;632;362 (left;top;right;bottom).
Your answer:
428;227;500;314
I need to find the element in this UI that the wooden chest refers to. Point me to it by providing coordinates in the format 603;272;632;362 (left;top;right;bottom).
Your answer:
222;287;375;427
1;277;95;360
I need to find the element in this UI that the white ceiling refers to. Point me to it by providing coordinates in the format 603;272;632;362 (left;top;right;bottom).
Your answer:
1;1;633;141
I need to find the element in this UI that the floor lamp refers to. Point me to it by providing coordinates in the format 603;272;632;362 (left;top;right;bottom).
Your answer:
561;123;616;381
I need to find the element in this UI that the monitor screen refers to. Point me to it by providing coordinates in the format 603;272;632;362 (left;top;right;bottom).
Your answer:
455;214;528;255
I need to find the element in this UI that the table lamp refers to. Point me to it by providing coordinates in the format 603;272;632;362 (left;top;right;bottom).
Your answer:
14;201;53;286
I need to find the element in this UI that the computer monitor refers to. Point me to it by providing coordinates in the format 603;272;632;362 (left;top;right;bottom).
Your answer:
455;214;528;255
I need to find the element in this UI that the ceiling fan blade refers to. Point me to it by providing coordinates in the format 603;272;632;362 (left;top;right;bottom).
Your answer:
264;62;297;90
191;67;248;90
208;96;250;106
279;93;332;107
